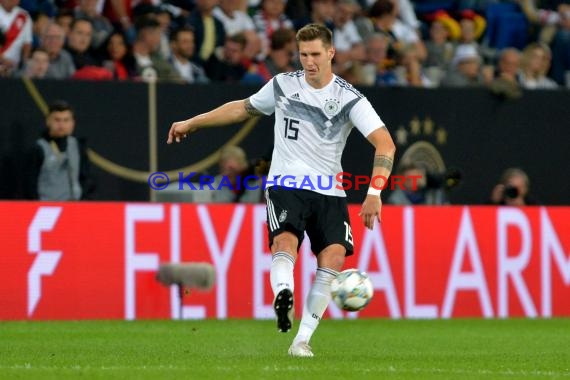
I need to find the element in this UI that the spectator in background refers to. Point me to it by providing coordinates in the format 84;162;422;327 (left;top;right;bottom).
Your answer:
67;17;115;79
365;0;426;63
41;22;76;78
55;8;74;35
99;0;133;35
24;100;95;200
100;31;137;80
423;13;458;85
496;48;521;81
519;0;564;44
205;31;248;81
357;0;422;36
549;3;570;86
0;0;33;74
519;42;558;89
490;167;536;206
394;44;434;87
169;25;209;83
247;27;297;82
456;10;485;51
363;0;398;68
367;1;397;52
457;9;496;65
393;0;420;33
20;45;49;77
294;0;337;30
155;6;173;60
66;17;99;69
213;0;261;58
387;160;448;205
252;0;293;59
74;0;113;49
130;4;172;59
358;32;397;86
188;0;226;66
31;10;49;48
132;16;181;82
488;47;522;98
210;145;262;203
332;0;365;75
441;43;484;86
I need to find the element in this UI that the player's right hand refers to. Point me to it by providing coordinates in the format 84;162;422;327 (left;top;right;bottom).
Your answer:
359;195;382;230
167;120;196;144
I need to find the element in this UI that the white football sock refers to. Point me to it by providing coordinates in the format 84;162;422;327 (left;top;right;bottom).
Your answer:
270;251;295;296
293;267;338;345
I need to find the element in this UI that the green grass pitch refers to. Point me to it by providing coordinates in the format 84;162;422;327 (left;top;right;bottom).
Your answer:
1;319;569;379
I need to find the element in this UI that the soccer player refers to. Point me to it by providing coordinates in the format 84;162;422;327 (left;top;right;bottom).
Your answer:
167;23;395;357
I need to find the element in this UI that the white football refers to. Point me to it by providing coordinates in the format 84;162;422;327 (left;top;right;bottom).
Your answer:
331;269;374;312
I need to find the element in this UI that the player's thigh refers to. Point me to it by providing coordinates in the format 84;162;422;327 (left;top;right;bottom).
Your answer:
306;195;354;257
265;187;312;252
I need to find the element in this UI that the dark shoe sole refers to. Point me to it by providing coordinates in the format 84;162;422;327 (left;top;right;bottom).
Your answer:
273;288;293;333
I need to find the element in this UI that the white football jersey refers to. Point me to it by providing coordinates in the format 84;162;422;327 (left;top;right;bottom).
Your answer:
250;71;385;197
0;6;32;66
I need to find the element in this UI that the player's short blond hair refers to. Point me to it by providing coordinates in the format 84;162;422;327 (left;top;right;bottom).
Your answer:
296;23;333;48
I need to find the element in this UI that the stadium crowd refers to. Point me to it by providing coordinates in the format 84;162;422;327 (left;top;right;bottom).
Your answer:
1;0;569;88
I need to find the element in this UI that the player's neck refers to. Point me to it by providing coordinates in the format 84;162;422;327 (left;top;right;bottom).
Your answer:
305;72;334;90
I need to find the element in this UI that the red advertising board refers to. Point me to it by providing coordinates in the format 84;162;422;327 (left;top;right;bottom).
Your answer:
1;202;569;320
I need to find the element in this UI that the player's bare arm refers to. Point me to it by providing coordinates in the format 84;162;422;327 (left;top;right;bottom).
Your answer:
359;127;396;230
167;98;261;144
373;154;394;172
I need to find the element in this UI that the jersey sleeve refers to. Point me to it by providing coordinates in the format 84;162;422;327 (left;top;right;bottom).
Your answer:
349;97;385;137
249;78;276;115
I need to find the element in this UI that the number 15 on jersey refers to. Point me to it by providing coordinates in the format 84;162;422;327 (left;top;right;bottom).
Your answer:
284;117;299;140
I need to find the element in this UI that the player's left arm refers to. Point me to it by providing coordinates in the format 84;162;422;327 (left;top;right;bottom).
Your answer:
168;78;274;144
359;127;396;230
167;99;259;144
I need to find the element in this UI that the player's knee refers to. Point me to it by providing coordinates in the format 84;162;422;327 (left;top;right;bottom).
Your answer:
318;244;346;271
272;231;298;255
